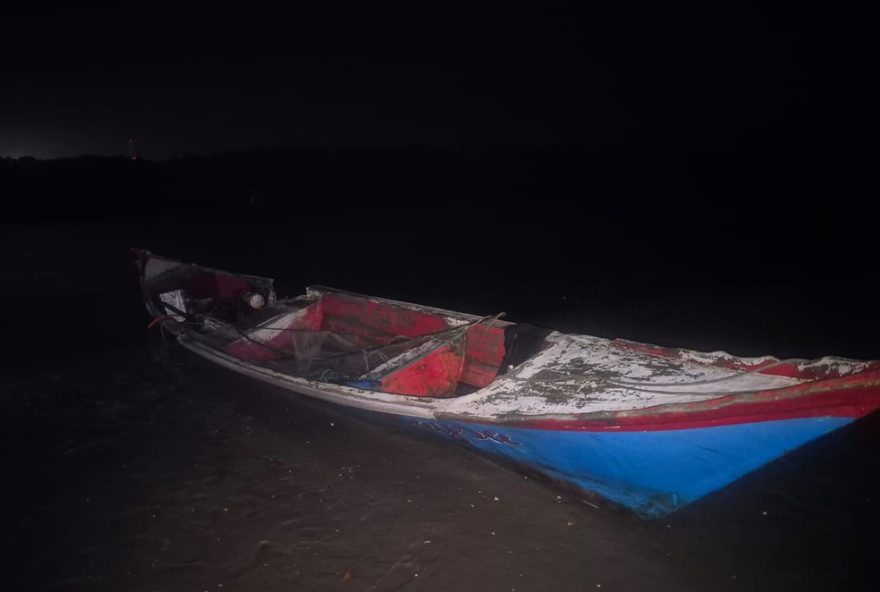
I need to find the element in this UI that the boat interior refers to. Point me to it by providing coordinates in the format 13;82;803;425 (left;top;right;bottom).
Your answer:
139;255;551;398
222;290;551;398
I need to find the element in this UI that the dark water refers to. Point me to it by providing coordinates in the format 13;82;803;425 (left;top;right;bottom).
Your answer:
2;223;879;591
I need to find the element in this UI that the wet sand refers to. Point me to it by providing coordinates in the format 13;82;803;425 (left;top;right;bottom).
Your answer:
3;223;879;591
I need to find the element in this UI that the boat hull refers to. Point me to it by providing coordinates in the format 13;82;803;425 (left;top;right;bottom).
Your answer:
178;336;863;518
404;416;853;518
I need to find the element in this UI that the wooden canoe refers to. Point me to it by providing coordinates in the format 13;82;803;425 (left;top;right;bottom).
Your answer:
134;249;880;518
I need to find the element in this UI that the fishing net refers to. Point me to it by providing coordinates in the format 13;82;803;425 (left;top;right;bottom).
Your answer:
251;328;445;384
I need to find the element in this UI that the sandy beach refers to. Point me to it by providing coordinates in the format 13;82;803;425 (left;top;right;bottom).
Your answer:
3;224;878;591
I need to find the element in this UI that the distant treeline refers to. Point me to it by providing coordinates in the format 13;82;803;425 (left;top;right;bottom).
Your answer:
1;143;873;279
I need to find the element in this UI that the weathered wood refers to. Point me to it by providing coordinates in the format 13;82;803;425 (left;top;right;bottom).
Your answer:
136;250;880;518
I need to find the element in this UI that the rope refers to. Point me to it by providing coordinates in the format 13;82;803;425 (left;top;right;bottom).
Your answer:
147;315;178;329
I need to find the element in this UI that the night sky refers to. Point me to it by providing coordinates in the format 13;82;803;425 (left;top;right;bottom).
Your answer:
3;6;880;590
3;2;876;159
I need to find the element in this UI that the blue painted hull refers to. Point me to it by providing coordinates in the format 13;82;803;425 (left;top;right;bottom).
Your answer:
400;416;852;518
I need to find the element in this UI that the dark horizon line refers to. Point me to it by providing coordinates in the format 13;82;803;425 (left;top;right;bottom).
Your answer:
2;132;871;164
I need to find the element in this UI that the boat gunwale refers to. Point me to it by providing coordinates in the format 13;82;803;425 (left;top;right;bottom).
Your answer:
304;285;513;328
180;331;880;432
179;335;439;418
435;370;880;430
